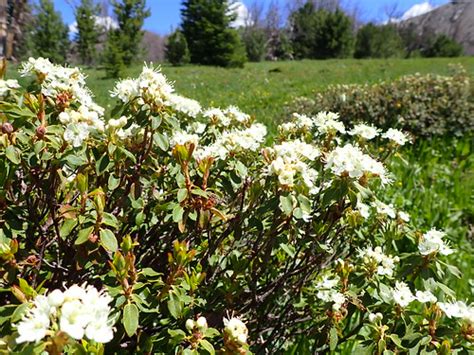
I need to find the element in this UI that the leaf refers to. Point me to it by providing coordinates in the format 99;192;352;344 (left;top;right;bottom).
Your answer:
329;327;338;351
167;290;183;319
100;229;118;252
200;339;215;355
59;219;77;240
11;303;29;323
154;132;169;151
177;188;188;203
96;154;111;176
123;303;139;337
172;204;184;223
5;146;20;164
75;226;94;245
279;195;294;215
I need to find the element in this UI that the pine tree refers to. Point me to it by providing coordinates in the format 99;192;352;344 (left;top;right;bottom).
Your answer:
104;0;150;77
181;0;247;67
75;0;100;65
31;0;70;63
165;30;190;66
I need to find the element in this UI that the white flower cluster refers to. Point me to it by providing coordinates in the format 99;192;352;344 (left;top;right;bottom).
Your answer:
266;140;320;190
166;94;202;118
202;106;251;127
111;65;174;109
382;128;410;146
20;58;101;113
15;284;114;344
349;123;380;140
0;79;20;96
315;276;346;311
418;229;453;256
279;113;314;133
391;282;437;308
358;246;399;277
194;123;267;160
439;300;474;324
59;106;105;147
324;144;390;184
223;316;248;346
170;130;200;148
314;111;346;135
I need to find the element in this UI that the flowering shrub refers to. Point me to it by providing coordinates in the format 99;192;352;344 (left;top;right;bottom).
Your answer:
0;58;472;353
289;64;474;137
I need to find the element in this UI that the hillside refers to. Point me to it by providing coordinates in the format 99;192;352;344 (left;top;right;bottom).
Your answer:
401;1;474;55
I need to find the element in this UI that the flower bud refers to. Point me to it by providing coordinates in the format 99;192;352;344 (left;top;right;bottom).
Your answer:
185;319;195;331
1;122;13;134
36;125;46;139
196;316;207;330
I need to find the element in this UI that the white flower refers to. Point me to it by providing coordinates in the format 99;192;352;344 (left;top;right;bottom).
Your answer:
0;79;20;96
331;292;346;311
47;290;65;307
415;290;437;303
107;116;128;129
16;312;50;344
356;202;371;219
398;211;410;222
382;128;410;146
314;111;346;135
224;105;251;124
372;200;396;219
418;229;453;256
60;300;90;339
166;94;201;117
203;107;230;126
349;123;380;140
64;122;90;148
392;281;415;308
358;246;399;277
325;144;389;184
223;317;248;345
170;130;199;148
185;319;195;331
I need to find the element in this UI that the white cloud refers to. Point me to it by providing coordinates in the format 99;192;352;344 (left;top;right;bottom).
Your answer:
230;1;250;28
69;16;118;34
400;1;435;21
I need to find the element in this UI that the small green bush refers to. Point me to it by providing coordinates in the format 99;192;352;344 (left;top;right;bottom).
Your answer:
290;65;474;137
424;34;464;58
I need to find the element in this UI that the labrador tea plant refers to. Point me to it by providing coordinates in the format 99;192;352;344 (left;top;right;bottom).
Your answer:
0;58;472;354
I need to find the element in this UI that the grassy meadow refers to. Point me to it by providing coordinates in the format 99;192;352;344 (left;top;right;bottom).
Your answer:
6;57;474;296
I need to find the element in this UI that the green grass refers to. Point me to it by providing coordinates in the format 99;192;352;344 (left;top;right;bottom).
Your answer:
7;57;474;132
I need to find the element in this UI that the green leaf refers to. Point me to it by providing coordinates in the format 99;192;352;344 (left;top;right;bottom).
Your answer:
108;174;120;190
123;303;139;337
75;226;94;245
200;339;215;355
96;154;111;176
5;146;20;164
279;195;294;215
172;205;184;223
59;219;77;240
11;303;29;323
177;188;188;203
154;132;169;151
100;229;118;252
167;290;183;319
329;327;338;351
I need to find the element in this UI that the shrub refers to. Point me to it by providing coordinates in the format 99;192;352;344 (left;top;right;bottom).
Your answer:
0;58;473;353
165;30;191;66
241;27;267;62
424;34;464;58
289;65;474;137
354;23;404;59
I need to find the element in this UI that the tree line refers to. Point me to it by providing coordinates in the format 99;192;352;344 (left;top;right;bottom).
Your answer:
3;0;464;76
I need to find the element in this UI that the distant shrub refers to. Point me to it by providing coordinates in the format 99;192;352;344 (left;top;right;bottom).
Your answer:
290;65;474;137
165;30;191;66
354;23;404;59
241;27;267;62
424;34;464;58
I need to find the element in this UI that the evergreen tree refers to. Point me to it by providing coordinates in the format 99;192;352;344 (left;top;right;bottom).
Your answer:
75;0;100;65
289;3;353;59
165;30;190;66
31;0;70;63
181;0;247;67
241;26;267;62
104;0;150;77
424;34;463;58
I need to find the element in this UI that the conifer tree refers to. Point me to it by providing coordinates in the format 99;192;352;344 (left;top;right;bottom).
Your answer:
165;30;190;66
31;0;70;63
75;0;100;65
181;0;247;67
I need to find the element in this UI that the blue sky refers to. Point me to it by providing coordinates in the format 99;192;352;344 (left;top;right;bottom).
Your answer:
52;0;449;35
